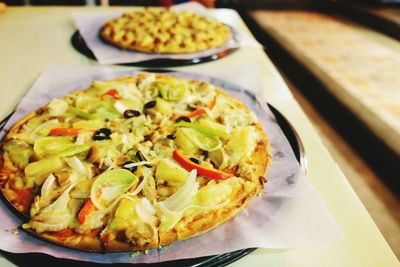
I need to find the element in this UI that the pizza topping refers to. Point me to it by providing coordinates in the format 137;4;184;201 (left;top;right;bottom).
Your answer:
166;134;176;140
172;150;232;180
23;182;77;233
53;144;92;158
175;116;191;123
25;157;64;187
31;119;62;141
156;78;188;101
177;95;217;120
155;159;189;184
78;199;97;224
135;197;157;225
92;128;112;141
70;179;94;199
68;107;98;120
33;136;73;156
135;151;152;168
157;170;199;231
30;173;58;217
144;100;156;109
226;126;257;166
90;169;138;210
2;141;33;169
174;119;229;139
175;127;221;153
64;156;86;176
154;98;172;115
123;109;141;119
47;99;68;116
208;148;227;170
100;89;120;100
189;157;200;164
122;161;138;173
49;128;82;136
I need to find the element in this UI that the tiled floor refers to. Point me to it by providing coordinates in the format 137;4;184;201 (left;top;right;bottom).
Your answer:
283;76;400;259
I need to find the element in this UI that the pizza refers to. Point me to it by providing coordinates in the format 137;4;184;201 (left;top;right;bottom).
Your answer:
0;73;271;252
100;9;232;54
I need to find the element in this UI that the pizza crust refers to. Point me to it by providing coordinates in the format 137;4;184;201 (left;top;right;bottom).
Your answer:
159;180;261;246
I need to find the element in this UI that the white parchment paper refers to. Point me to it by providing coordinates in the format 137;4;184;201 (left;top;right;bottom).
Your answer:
0;66;343;264
72;3;262;65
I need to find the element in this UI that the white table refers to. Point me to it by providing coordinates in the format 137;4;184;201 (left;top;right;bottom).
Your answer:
0;6;398;267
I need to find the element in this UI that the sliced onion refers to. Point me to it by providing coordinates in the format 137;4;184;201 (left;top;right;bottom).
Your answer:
65;156;86;176
30;119;59;140
75;133;85;145
28;183;76;233
40;173;56;200
126;166;153;197
162;169;199;212
135;198;157;225
123;161;152;169
77;194;124;233
114;101;127;114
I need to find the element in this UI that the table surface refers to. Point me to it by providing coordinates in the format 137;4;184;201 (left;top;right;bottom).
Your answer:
250;10;400;156
0;6;398;267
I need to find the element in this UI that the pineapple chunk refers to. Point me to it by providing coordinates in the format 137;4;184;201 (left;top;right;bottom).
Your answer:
226;126;257;165
155;98;172;115
155;159;189;183
73;120;105;130
115;198;138;219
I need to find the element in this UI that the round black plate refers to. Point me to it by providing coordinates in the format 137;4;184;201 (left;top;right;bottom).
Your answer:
70;31;238;67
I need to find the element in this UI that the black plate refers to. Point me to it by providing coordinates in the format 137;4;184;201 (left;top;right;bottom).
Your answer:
71;31;238;67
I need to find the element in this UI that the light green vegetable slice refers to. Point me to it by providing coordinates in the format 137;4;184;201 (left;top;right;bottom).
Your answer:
156;80;187;101
25;157;64;186
33;136;73;157
53;144;92;158
3;142;33;168
174;120;229;139
72;120;105;130
90;169;138;209
175;128;221;152
68;107;97;120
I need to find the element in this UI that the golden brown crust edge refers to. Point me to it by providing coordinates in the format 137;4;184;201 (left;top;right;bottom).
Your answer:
35;230;158;253
159;180;261;246
99;24;231;55
0;110;41;216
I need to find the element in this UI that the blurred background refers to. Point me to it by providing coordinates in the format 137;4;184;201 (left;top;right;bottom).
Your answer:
1;0;399;260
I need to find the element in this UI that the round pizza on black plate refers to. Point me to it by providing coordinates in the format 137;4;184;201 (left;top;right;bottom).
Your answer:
0;73;271;252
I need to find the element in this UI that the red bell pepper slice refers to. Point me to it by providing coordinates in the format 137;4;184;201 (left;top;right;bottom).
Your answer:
78;199;97;224
100;89;120;100
49;128;83;136
172;150;231;180
172;96;217;121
